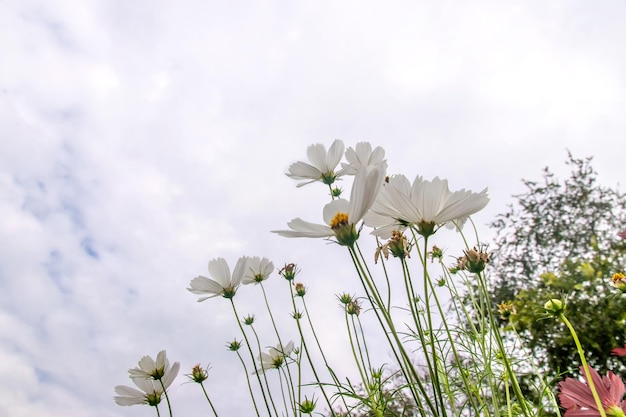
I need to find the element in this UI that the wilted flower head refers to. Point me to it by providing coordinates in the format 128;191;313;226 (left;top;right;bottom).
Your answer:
286;140;345;187
374;230;411;264
188;257;248;301
430;245;444;261
618;230;626;240
188;364;209;384
274;164;387;246
457;246;490;273
242;256;274;285
255;341;295;374
559;366;626;417
294;282;307;296
340;142;386;176
346;299;362;316
365;174;489;238
279;263;299;281
497;301;517;320
128;350;180;384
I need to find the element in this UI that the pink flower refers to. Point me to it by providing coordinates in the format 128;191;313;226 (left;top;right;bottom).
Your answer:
558;366;626;416
612;345;626;357
619;230;626;240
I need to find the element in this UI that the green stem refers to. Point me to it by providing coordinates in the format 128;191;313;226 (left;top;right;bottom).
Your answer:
349;244;434;416
345;309;369;390
288;281;335;416
559;312;607;417
301;296;348;412
250;324;280;417
420;235;447;417
200;382;220;417
230;299;274;417
261;282;296;392
158;378;173;417
234;350;261;417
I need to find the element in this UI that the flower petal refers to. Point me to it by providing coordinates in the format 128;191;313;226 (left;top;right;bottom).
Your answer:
231;256;249;287
326;139;345;170
349;164;386;223
272;218;333;238
323;199;349;225
208;258;231;289
287;161;321;181
187;276;224;299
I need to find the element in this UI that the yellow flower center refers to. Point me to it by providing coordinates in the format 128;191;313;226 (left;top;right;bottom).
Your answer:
612;272;626;283
330;212;349;229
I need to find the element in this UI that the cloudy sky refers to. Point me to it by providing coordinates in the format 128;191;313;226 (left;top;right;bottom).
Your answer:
1;1;625;416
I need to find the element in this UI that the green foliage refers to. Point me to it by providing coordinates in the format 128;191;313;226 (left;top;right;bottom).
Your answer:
488;152;626;381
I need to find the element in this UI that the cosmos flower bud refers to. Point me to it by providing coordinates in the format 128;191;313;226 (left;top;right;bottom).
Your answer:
299;396;317;414
337;293;353;305
544;299;565;315
227;340;242;351
294;282;307;297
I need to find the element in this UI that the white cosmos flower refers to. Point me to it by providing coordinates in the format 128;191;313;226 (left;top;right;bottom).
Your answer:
242;256;274;285
274;163;387;246
286;139;345;187
188;257;248;301
340;142;386;175
114;377;164;407
254;341;295;374
365;175;489;238
128;350;180;382
115;350;180;407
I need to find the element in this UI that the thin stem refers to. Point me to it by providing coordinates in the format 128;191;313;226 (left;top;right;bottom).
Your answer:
278;366;291;417
474;270;533;417
199;382;220;417
345;309;368;390
230;299;274;417
158;378;174;417
250;324;280;417
287;281;335;415
301;296;349;412
349;244;434;416
260;282;296;391
559;312;607;417
234;350;262;417
420;234;446;417
355;314;373;374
